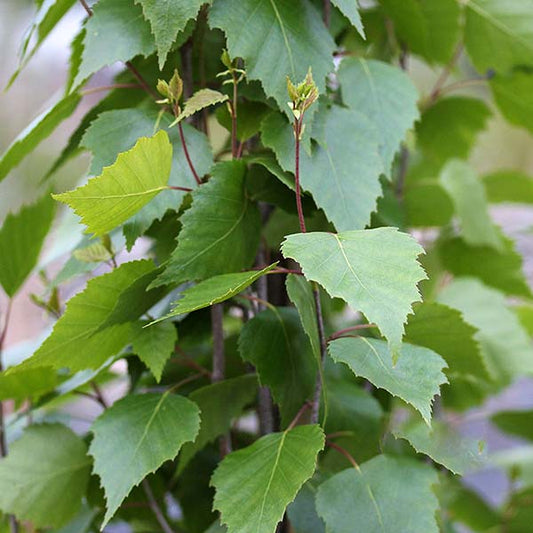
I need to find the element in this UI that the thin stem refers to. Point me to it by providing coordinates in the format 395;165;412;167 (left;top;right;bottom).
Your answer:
294;119;306;233
395;145;409;201
323;0;331;27
326;440;360;470
177;121;202;185
311;285;327;425
90;381;108;408
168;185;193;193
437;77;489;97
287;402;311;431
142;479;175;533
79;0;92;16
173;346;212;378
230;74;238;158
427;42;464;104
81;83;141;96
328;324;378;342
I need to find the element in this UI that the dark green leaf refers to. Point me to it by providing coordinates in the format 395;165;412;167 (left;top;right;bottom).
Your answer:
492;410;533;441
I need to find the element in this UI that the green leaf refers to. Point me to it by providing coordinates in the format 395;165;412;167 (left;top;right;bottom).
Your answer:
131;321;177;382
0;194;55;297
239;307;316;425
209;0;335;110
134;0;208;68
316;455;439;533
392;415;486;475
491;69;533;134
73;241;113;263
211;425;325;533
338;58;419;173
287;477;326;533
154;161;261;286
174;89;229;124
179;375;258;472
380;0;461;64
332;0;365;37
0;424;91;529
152;265;276;323
89;392;200;527
491;410;533;441
0;366;57;401
16;260;156;373
484;169;533;204
438;235;532;298
440;160;502;250
53;130;172;237
416;98;492;168
7;0;76;87
404;181;454;227
217;101;272;142
329;337;447;424
74;0;155;87
81;108;213;248
438;278;533;384
465;0;533;73
282;228;426;356
0;92;80;183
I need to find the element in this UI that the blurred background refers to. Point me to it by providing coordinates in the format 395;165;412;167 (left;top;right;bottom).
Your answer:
1;0;533;529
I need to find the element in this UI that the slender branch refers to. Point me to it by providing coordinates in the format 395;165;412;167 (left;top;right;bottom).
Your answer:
427;43;464;104
437;77;490;98
167;372;205;394
178;122;202;185
168;185;193;193
173;346;212;378
79;0;92;16
81;83;141;96
323;0;331;28
395;145;409;201
287;402;312;431
311;285;327;424
326;440;360;470
294;119;307;233
142;480;175;533
328;324;378;342
90;381;108;408
230;73;238;158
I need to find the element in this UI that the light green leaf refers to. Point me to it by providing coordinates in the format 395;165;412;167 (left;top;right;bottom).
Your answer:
239;307;316;425
134;0;208;68
16;260;156;373
392;415;486;475
416;98;492;168
0;367;57;401
440;160;502;250
438;235;532;298
404;181;454;227
132;321;177;382
484;169;533;204
438;278;533;383
54;130;172;237
174;89;229;124
329;337;447;424
491;410;533;441
282;228;426;356
209;0;335;110
73;241;112;263
491;69;533;134
465;0;533;73
0;92;80;183
179;375;258;472
316;455;439;533
89;392;200;527
152;265;276;323
0;194;55;297
211;425;325;533
338;58;419;173
332;0;365;37
0;424;91;529
380;0;461;64
153;161;261;287
74;0;155;87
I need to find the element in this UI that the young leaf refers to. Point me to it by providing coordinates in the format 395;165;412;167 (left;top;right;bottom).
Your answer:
131;321;177;382
239;307;316;425
0;424;91;529
332;0;365;37
53;130;172;237
173;89;229;124
380;0;461;64
439;160;503;250
16;260;157;373
465;0;533;73
209;0;335;110
211;425;325;533
0;92;81;183
153;161;261;287
179;375;258;472
392;415;486;475
338;58;419;173
0;194;55;297
329;337;447;424
438;278;533;383
134;0;209;68
89;392;200;527
74;0;156;87
282;228;426;356
0;366;57;402
316;455;439;533
151;265;276;323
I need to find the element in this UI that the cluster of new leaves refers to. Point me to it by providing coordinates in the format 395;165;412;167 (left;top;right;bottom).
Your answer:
1;0;533;532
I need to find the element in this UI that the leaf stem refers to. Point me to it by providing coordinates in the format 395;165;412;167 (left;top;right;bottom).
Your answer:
287;402;312;431
328;323;378;342
177;121;202;185
323;0;331;28
81;83;142;96
326;440;360;470
142;479;176;533
168;185;193;193
427;42;464;104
